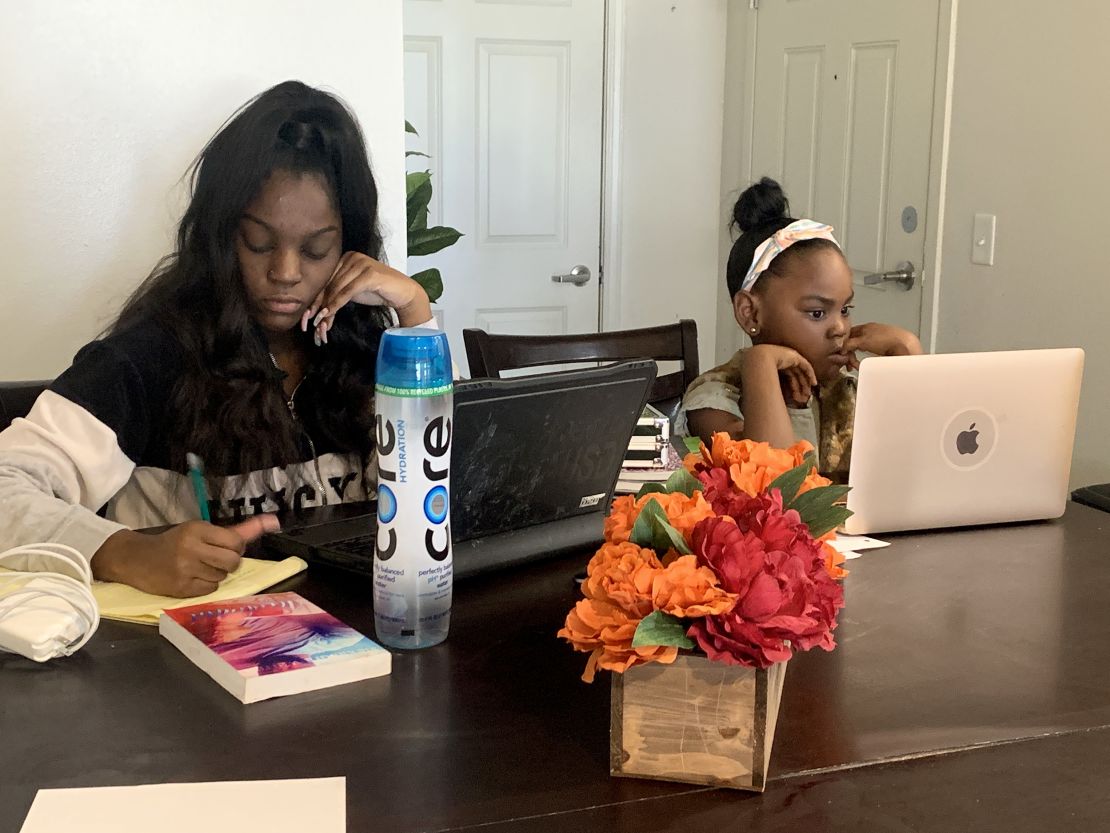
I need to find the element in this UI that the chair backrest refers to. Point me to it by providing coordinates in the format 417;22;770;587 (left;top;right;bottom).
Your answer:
0;381;50;433
463;320;699;418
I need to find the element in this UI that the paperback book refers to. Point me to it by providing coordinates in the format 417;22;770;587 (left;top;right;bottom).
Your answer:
159;592;391;703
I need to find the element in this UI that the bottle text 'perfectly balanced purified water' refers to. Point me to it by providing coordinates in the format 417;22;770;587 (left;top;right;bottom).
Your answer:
373;328;453;650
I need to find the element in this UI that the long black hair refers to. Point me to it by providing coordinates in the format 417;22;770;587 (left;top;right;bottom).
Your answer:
112;80;390;475
725;177;840;298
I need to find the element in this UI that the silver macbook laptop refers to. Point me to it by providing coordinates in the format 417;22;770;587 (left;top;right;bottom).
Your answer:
843;348;1084;535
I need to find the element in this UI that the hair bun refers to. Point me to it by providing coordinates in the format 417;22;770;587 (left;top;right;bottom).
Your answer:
732;177;789;232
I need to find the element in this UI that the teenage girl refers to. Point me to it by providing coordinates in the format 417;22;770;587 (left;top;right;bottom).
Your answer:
0;81;434;597
678;177;921;476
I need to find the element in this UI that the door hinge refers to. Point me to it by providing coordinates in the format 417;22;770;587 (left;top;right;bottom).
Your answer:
750;0;759;9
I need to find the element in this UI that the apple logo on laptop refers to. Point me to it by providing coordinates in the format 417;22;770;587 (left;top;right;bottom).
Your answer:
943;410;997;470
956;423;980;455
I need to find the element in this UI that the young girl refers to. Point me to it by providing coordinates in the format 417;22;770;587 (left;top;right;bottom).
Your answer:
679;178;921;477
0;81;435;598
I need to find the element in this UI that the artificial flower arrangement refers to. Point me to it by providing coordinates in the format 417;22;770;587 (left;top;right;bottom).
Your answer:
559;433;852;791
559;433;850;682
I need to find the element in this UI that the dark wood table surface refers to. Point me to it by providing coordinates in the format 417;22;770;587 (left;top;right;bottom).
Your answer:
4;503;1110;832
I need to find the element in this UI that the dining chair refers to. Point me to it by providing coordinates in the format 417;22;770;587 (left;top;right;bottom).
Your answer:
462;320;699;420
0;381;50;432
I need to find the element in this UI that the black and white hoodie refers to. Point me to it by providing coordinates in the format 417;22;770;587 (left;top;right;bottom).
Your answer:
0;317;434;565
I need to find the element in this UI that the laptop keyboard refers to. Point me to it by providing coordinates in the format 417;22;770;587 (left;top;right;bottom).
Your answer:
312;534;376;574
325;535;376;557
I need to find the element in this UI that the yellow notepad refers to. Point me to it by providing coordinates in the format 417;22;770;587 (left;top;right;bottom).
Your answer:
92;556;307;625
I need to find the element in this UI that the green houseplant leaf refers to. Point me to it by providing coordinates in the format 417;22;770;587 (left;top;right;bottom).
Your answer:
404;122;463;298
410;268;444;304
632;610;694;649
409;226;463;257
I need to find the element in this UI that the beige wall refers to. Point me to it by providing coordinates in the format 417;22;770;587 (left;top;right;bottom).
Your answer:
937;0;1110;487
0;0;406;381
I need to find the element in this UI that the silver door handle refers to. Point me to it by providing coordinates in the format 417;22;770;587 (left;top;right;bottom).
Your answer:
863;260;915;290
551;265;591;287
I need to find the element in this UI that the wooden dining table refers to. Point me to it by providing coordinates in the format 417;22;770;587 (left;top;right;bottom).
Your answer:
4;502;1110;832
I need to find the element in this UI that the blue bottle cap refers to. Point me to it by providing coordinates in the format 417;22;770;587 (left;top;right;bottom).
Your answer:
376;328;453;394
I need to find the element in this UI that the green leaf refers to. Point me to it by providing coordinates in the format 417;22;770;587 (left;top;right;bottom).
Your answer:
406;170;431;199
683;436;702;454
410;268;443;304
405;150;430;159
804;505;853;539
664;468;702;498
767;451;817;505
635;483;667;500
628;498;692;556
789;484;850;516
789;484;850;538
409;226;464;257
405;120;418;135
406;173;432;233
628;498;661;548
632;610;695;649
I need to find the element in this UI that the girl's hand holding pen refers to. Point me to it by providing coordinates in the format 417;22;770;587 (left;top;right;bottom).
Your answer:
91;515;280;599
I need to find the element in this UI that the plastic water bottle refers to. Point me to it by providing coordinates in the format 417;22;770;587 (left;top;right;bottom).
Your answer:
372;328;453;650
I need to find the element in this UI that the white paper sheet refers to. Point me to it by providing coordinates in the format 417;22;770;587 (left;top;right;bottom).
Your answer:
20;777;345;833
829;534;891;560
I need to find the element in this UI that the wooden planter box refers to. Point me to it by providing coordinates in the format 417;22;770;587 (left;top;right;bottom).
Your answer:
610;654;788;792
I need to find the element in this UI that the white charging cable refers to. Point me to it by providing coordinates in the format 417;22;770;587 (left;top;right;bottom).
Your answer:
0;543;100;661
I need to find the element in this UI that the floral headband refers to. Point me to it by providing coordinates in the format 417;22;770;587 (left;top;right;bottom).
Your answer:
739;219;840;293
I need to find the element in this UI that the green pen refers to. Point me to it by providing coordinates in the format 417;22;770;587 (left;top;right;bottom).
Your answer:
186;452;212;522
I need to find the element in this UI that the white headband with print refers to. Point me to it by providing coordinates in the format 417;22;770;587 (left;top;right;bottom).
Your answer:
740;219;840;293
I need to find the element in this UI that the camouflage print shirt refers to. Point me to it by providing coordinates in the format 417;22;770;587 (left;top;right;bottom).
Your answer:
674;348;857;480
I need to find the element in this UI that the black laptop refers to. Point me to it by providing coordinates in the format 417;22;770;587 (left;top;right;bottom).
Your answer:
262;360;656;579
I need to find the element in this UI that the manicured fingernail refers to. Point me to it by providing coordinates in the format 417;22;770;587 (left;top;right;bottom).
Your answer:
321;324;328;345
300;309;311;332
313;308;330;328
314;332;321;348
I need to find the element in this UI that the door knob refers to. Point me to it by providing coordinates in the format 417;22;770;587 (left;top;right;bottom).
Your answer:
863;260;915;290
551;265;591;287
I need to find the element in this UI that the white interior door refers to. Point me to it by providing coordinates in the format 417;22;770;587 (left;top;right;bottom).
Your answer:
748;0;941;336
403;0;604;375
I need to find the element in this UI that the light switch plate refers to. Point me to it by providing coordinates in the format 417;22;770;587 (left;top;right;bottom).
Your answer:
972;213;996;266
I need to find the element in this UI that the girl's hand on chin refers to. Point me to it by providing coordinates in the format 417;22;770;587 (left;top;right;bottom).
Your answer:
845;323;923;368
302;252;433;343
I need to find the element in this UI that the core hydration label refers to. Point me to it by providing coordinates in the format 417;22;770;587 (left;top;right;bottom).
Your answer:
373;386;453;644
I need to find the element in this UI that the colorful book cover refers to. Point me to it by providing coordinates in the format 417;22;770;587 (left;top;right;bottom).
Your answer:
160;592;390;702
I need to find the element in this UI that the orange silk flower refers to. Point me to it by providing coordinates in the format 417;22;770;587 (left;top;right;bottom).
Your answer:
820;540;848;580
558;597;678;683
558;541;740;682
603;491;716;545
651;555;738;618
582;541;663;618
684;433;831;497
